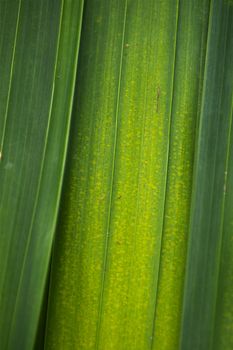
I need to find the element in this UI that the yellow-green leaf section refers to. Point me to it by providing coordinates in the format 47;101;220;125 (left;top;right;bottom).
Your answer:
152;1;210;349
46;0;181;349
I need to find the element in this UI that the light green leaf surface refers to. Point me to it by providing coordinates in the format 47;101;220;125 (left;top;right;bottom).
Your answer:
46;0;180;349
0;0;83;348
180;0;233;349
152;1;210;349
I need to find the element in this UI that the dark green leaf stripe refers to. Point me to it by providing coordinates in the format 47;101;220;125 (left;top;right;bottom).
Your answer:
46;0;180;349
214;109;233;350
213;15;233;350
180;1;233;349
0;0;83;348
0;0;21;153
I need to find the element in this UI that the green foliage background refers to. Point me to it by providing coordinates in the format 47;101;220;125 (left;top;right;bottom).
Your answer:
0;1;232;349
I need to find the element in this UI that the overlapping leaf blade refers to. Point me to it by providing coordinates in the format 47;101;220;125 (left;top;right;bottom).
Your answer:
180;1;233;349
214;104;233;350
0;0;83;348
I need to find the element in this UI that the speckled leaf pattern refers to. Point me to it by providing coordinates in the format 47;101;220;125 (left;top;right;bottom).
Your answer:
152;1;210;349
46;0;179;349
